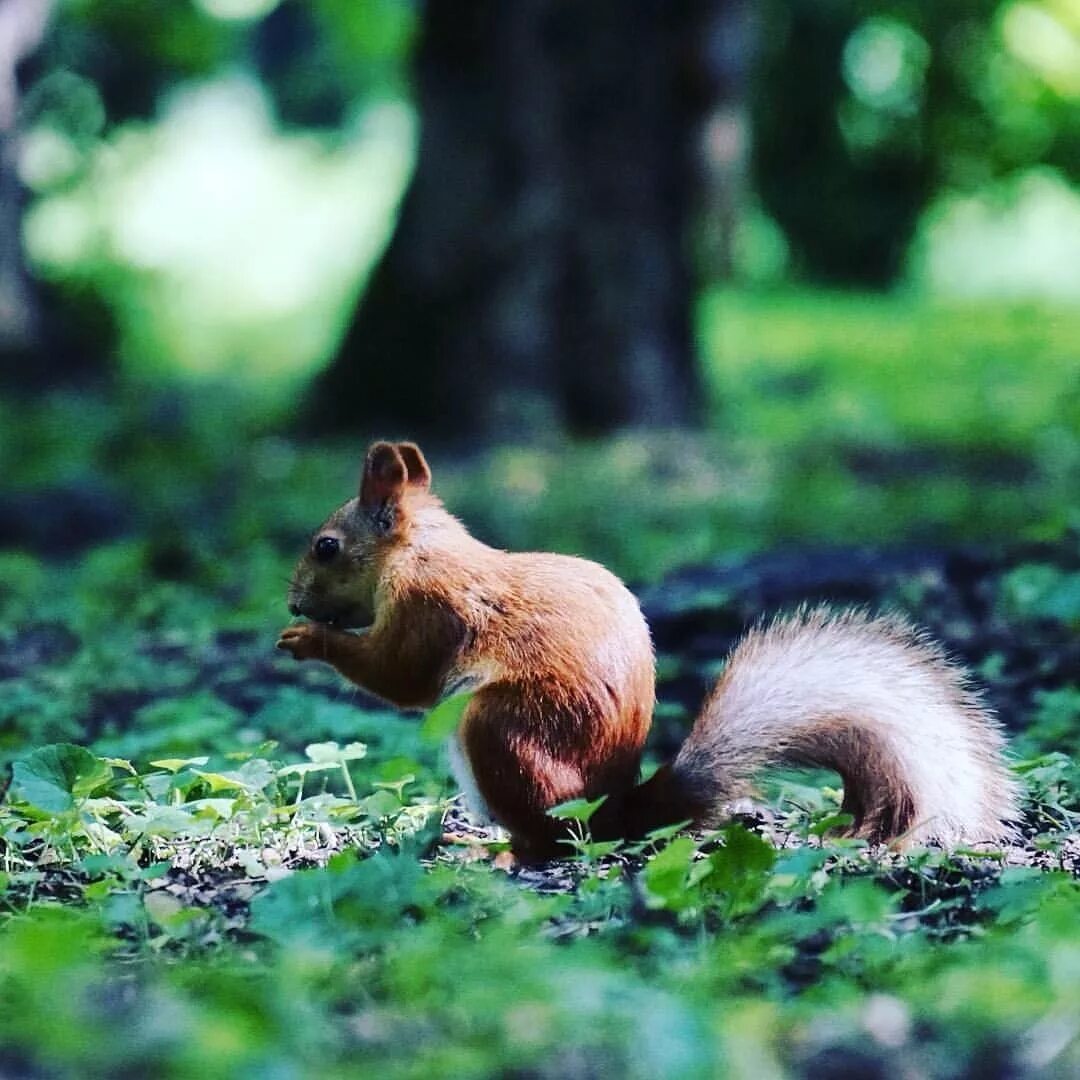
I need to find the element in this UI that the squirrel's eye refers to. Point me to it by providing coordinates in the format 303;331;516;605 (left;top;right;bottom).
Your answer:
313;536;340;563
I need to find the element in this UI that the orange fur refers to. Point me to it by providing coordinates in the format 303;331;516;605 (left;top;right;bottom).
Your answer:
278;441;1019;859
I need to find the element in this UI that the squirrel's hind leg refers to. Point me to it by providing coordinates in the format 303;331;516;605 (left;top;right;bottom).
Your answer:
457;689;591;861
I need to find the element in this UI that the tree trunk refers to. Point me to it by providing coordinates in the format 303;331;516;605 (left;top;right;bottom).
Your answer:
310;0;716;441
0;127;37;358
0;0;50;374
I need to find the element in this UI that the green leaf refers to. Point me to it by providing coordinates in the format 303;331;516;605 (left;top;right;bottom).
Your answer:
817;877;897;928
186;798;238;820
705;824;777;917
150;756;210;773
80;852;138;879
809;811;856;837
10;744;114;814
641;837;700;911
191;770;249;793
250;850;425;949
564;839;623;860
973;868;1065;925
547;795;608;823
191;759;275;793
420;692;473;743
102;891;143;932
305;741;368;763
358;789;401;820
126;806;206;837
642;821;692;845
278;762;340;778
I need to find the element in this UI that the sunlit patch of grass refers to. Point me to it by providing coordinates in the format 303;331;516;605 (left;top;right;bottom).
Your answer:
701;288;1080;451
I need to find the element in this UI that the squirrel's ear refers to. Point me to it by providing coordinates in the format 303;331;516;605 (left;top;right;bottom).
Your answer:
396;442;432;491
359;441;408;512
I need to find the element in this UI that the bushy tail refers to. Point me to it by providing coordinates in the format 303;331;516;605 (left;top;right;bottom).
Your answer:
602;608;1021;848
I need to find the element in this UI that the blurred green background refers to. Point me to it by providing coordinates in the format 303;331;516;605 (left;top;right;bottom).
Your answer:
1;0;1078;592
2;5;1080;1077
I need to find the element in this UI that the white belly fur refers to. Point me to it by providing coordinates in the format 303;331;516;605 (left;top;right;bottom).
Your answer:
446;733;493;823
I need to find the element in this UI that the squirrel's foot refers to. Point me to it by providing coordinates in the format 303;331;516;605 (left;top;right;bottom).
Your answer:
275;622;329;661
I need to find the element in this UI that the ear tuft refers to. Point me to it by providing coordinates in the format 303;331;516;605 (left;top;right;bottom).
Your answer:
360;441;408;510
396;442;432;491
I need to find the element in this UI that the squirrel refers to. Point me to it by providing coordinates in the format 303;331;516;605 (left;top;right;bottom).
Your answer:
277;440;1021;861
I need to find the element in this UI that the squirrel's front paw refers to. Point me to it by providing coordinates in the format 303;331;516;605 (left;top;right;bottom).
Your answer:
276;622;327;661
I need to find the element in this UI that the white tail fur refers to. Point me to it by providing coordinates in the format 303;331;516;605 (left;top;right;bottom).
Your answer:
673;607;1021;846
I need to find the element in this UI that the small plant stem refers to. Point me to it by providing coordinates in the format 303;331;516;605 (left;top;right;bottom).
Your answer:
340;762;358;802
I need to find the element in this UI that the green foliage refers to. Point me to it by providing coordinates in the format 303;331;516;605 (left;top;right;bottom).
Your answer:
419;691;473;743
0;677;1078;1077
1;290;1079;1073
2;290;1077;585
1000;563;1080;628
547;795;608;824
10;743;114;814
7;784;1080;1076
547;796;623;861
249;848;426;951
752;0;1080;285
0;740;432;933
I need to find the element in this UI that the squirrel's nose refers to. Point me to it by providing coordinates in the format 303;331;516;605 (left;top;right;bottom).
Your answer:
288;602;302;617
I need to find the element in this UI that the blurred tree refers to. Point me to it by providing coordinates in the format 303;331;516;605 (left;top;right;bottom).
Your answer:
310;0;720;440
43;1;236;122
254;0;415;129
751;0;1080;286
696;0;756;280
753;0;937;285
2;0;236;387
0;0;51;377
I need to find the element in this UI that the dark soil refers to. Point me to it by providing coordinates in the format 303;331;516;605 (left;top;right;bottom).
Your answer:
639;542;1079;743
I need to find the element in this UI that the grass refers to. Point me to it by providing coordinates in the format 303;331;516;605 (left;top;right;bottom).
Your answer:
704;290;1080;450
2;288;1077;587
1;288;1079;1076
443;289;1080;579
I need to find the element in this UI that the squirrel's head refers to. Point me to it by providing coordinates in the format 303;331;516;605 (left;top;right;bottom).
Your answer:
286;441;432;629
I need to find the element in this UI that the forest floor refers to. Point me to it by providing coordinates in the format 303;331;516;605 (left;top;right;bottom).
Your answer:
3;524;1080;1077
2;290;1080;1076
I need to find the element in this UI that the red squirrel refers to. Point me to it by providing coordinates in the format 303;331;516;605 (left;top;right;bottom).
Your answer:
277;440;1020;860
